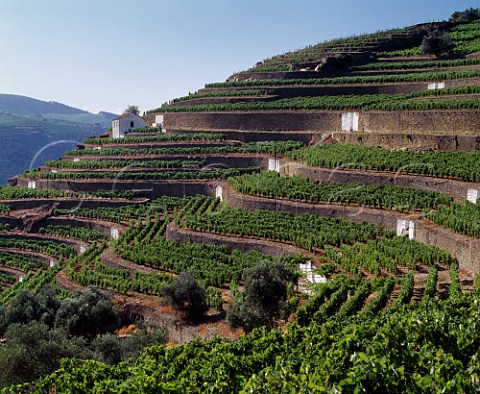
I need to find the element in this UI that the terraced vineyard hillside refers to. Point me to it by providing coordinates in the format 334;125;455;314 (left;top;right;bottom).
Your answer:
4;9;480;393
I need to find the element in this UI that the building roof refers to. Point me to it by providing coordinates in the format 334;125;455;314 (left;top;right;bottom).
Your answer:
112;112;145;121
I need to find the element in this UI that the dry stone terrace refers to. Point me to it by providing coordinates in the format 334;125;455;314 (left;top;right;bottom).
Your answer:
3;17;480;313
10;11;480;392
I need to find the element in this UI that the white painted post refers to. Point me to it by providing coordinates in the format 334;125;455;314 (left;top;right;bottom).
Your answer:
352;112;359;131
299;261;327;284
111;227;119;240
155;114;167;133
467;189;480;204
428;82;445;90
49;259;56;268
215;185;223;201
341;112;359;132
396;219;409;236
268;158;281;172
408;221;415;240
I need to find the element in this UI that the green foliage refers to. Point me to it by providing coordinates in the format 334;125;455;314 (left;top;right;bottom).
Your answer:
54;287;118;338
229;171;452;212
0;236;75;258
376;46;422;58
45;158;206;170
425;201;480;237
161;272;208;319
450;8;480;23
289;144;480;182
228;262;294;331
422;266;438;300
325;236;450;276
0;250;45;271
206;286;223;311
24;166;261;181
391;273;415;308
64;140;303;157
117;237;293;288
361;277;395;315
420;29;454;56
124;105;140;115
203;67;480;89
83;132;225;145
129;126;160;133
0;288;167;388
91;328;167;365
352;57;480;71
449;263;462;298
54;195;196;223
0;186;65;200
39;225;106;242
168;89;272;104
160;88;480;112
0;205;11;215
0;321;89;388
185;205;384;251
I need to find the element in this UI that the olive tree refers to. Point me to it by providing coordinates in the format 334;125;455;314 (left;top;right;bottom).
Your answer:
421;29;454;57
161;272;208;320
227;262;295;332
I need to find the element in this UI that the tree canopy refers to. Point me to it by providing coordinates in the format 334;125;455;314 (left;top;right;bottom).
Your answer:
161;272;208;320
125;105;140;115
227;262;296;332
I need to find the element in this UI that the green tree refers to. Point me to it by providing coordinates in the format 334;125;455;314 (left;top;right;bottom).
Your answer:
421;29;454;57
55;287;118;338
450;8;480;23
125;105;140;115
90;333;123;365
0;321;89;387
161;272;208;320
228;262;295;332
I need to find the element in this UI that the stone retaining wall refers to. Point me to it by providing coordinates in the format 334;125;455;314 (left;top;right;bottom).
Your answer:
0;198;144;211
282;161;480;200
0;232;87;253
15;178;217;199
414;221;480;275
222;184;404;230
164;109;480;139
221;183;480;274
39;217;123;238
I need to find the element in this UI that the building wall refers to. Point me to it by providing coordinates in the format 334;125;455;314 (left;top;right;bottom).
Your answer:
112;115;146;139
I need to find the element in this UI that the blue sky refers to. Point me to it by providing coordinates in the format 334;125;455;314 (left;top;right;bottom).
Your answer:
1;0;478;114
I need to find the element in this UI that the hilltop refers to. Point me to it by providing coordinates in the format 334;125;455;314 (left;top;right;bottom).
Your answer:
3;7;480;392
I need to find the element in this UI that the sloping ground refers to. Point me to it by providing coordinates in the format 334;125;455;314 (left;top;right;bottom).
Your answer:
5;11;480;393
149;18;480;152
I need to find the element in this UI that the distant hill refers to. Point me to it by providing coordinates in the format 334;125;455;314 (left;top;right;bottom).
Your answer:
0;94;118;185
0;94;117;128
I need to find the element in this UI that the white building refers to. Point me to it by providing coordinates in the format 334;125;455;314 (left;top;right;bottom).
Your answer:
112;112;146;139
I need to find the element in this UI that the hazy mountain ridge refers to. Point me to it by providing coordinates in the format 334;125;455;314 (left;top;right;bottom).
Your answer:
0;93;117;128
0;94;117;185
